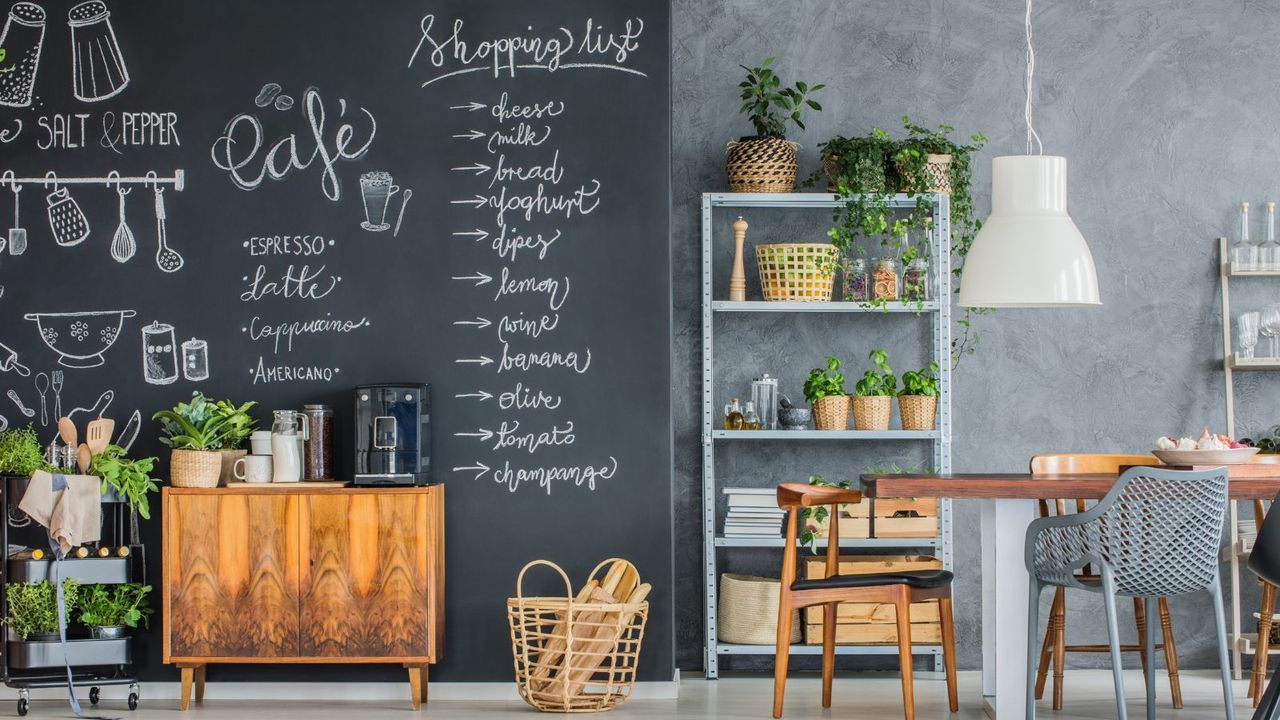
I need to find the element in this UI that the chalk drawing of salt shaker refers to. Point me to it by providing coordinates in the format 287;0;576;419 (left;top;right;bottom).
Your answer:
142;321;178;385
0;3;46;108
181;338;208;382
68;0;129;102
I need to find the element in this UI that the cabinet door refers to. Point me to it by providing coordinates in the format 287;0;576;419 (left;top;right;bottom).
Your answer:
299;492;430;659
165;493;300;659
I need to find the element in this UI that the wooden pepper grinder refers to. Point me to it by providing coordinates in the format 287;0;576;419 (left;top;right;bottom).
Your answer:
729;216;748;301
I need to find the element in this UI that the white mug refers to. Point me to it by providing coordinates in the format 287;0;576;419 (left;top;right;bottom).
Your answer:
234;454;273;483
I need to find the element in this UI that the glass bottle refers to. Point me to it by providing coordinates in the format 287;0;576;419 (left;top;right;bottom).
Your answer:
872;258;900;300
903;256;930;301
743;401;761;430
841;256;869;301
1233;202;1254;272
723;398;744;430
1264;202;1279;273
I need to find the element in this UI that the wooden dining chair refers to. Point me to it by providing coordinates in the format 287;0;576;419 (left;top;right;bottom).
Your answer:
772;483;958;720
1029;454;1183;711
1252;496;1276;705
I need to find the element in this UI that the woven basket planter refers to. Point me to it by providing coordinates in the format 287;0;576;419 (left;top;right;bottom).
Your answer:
898;395;938;431
170;449;222;488
726;136;799;193
851;396;892;431
717;574;801;645
896;153;953;194
821;152;887;193
811;396;850;431
755;243;839;302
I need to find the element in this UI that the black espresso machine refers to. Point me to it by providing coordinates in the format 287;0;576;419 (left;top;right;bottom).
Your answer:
353;383;432;486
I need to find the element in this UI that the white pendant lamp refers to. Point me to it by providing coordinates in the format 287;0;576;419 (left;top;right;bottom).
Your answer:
957;0;1100;308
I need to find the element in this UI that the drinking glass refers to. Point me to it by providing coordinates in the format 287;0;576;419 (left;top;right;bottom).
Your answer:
1261;305;1280;357
1239;311;1261;360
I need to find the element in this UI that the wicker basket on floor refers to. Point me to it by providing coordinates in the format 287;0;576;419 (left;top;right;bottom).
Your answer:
755;243;839;302
726;136;799;193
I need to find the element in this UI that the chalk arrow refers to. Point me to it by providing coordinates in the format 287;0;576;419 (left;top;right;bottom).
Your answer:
452;129;486;141
449;101;486;112
452;228;489;242
453;317;492;329
454;390;494;401
450;162;492;176
450;195;487;208
455;356;494;367
452;462;491;480
450;271;492;286
454;428;494;442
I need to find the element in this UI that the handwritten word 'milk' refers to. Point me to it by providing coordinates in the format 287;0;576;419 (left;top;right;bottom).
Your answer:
409;16;646;86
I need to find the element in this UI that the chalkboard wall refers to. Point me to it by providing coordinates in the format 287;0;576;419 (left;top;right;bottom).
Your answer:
0;0;671;682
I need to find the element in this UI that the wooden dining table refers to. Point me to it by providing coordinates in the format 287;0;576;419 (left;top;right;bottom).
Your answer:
860;465;1280;720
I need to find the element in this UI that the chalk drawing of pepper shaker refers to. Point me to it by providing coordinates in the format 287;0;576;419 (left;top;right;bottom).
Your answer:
181;338;208;382
0;3;46;109
68;0;129;102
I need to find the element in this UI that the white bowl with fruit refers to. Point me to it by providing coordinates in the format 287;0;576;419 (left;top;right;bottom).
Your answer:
1152;427;1260;465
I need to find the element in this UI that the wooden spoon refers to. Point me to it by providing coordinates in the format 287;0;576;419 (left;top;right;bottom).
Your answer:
57;416;76;448
86;417;114;456
76;443;91;473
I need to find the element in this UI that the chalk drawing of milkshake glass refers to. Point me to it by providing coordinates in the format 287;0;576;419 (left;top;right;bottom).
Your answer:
359;171;399;232
0;3;46;108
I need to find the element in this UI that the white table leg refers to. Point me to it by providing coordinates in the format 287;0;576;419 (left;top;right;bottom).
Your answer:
981;498;1038;719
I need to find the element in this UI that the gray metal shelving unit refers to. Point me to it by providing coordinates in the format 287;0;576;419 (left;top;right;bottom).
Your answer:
700;192;954;678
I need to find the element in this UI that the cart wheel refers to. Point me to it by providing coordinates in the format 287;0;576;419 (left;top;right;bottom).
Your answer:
89;686;100;705
127;693;138;711
16;698;27;716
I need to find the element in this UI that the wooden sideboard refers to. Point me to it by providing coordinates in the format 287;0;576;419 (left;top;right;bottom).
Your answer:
161;485;444;710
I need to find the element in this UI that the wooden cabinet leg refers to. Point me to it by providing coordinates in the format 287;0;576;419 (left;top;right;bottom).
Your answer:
407;665;423;711
194;664;207;704
420;665;429;705
178;665;193;711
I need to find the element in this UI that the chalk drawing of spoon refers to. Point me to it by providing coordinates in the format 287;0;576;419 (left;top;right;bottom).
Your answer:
394;188;412;238
7;389;33;418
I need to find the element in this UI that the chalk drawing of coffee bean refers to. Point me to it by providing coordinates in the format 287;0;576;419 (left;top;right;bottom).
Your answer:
274;94;294;111
255;82;282;108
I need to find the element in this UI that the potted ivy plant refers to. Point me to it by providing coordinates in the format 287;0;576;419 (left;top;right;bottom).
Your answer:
89;444;159;521
78;583;153;639
852;349;897;431
153;392;231;488
5;579;79;641
211;397;258;485
898;361;940;431
727;57;823;193
803;356;848;431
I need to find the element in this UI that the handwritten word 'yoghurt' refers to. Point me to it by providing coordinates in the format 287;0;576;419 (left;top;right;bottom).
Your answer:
466;180;601;225
492;456;619;494
409;16;646;86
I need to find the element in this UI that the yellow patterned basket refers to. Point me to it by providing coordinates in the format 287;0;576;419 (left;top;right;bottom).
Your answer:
755;243;840;302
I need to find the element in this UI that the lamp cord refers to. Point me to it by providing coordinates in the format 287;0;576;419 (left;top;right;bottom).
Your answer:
1025;0;1043;155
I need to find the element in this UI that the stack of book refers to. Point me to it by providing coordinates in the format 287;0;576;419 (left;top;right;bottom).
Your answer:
722;487;785;538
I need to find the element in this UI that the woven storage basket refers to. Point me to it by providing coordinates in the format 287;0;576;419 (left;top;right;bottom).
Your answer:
811;396;850;431
755;243;839;302
717;574;801;645
169;449;223;488
851;396;892;431
898;395;937;431
821;152;887;193
508;559;648;713
896;153;952;194
726;136;799;193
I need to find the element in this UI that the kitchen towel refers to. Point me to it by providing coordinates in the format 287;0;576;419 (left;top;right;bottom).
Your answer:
19;470;101;554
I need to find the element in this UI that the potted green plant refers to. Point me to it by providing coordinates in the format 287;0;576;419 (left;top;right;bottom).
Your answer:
5;579;79;641
89;445;159;520
153;392;232;488
211;397;258;485
77;583;153;639
898;361;940;431
803;356;848;431
727;57;823;193
0;426;50;480
852;349;897;431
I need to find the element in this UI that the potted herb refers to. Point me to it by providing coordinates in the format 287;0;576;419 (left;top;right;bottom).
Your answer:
0;426;49;482
898;362;940;431
211;397;258;485
852;349;897;431
803;356;849;431
153;392;231;488
727;57;823;193
89;445;159;520
77;583;153;639
5;579;79;641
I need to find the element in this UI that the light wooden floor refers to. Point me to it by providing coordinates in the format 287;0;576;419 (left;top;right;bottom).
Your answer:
3;670;1257;718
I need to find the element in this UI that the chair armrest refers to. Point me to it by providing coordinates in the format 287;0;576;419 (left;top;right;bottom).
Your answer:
1024;512;1097;585
776;483;863;509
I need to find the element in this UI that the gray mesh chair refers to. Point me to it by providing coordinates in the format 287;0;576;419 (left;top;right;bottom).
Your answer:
1024;466;1233;720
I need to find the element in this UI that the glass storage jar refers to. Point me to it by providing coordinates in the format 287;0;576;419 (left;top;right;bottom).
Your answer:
872;258;900;301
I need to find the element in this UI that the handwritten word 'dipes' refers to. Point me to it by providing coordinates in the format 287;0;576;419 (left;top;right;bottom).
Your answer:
211;87;376;202
409;16;645;86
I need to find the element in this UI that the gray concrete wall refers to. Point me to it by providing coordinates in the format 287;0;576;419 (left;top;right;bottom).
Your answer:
671;0;1278;672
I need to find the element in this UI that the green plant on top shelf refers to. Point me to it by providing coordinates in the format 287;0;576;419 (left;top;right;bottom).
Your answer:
210;397;258;450
854;349;897;397
803;356;847;402
798;474;855;553
5;579;79;640
77;583;153;630
89;444;159;520
0;425;53;476
816;128;897;256
737;57;825;138
153;392;232;451
900;362;940;397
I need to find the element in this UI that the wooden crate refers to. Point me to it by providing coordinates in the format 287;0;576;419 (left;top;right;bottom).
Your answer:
802;599;941;625
872;497;938;538
802;555;942;577
801;555;943;644
873;497;936;516
803;622;942;645
804;501;871;539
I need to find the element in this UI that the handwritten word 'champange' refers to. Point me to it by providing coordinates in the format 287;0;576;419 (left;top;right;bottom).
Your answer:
493;456;619;494
409;16;646;86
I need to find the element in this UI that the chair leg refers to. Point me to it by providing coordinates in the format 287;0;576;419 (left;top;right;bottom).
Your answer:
1156;596;1182;709
1051;588;1066;710
1027;579;1044;720
1100;570;1129;720
772;600;793;718
895;588;915;720
939;596;959;713
1257;665;1280;720
1144;597;1157;720
822;602;837;708
1255;582;1277;706
1034;587;1061;701
1134;596;1150;683
1211;575;1238;720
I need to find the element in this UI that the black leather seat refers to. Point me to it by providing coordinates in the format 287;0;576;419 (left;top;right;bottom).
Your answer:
792;569;954;592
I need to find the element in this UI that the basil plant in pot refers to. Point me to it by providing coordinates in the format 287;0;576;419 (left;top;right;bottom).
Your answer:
852;349;897;431
726;57;824;193
0;425;52;487
78;582;153;639
803;356;849;431
898;362;940;431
